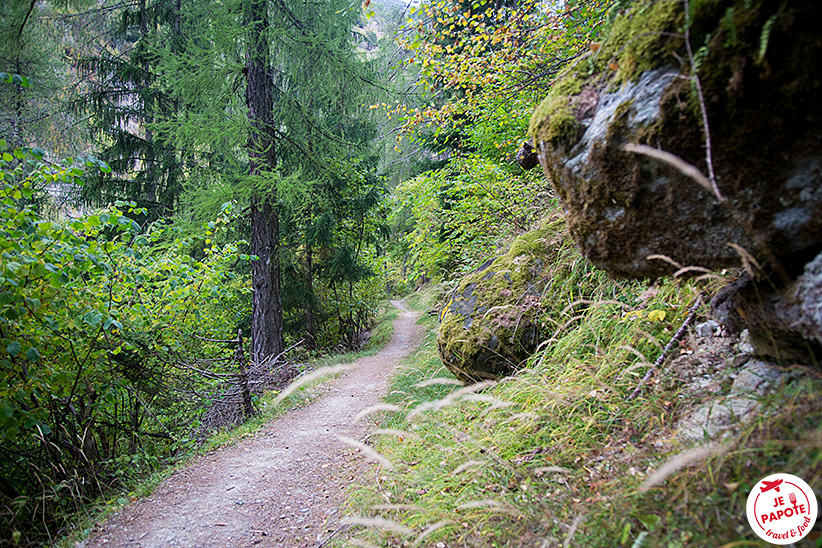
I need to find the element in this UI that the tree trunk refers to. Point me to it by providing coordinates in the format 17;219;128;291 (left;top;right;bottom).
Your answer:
139;0;157;207
245;0;284;362
305;204;317;349
128;393;140;454
236;329;255;418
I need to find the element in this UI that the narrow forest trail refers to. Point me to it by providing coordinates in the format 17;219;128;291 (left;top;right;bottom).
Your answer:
79;301;424;548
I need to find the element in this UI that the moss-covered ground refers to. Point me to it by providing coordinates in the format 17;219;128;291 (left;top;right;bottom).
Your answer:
437;217;575;381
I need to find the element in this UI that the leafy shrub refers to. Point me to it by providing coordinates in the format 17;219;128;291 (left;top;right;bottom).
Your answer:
0;145;250;543
390;154;548;283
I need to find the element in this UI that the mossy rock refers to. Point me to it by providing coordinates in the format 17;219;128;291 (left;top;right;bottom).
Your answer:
437;220;567;382
529;0;822;279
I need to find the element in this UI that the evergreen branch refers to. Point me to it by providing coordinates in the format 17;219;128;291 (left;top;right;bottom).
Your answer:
272;0;305;32
40;0;138;21
17;0;38;39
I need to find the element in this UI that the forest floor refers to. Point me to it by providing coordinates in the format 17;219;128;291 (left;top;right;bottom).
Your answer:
77;300;424;548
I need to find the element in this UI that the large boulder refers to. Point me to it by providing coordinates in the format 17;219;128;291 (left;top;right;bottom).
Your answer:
528;0;822;279
437;219;568;382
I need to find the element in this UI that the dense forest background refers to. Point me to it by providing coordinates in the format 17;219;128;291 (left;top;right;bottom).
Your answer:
0;0;646;544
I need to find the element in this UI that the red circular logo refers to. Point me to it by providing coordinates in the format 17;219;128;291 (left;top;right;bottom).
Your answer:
746;473;818;544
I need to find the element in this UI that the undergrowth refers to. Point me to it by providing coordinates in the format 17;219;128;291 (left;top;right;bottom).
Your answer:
55;302;401;548
339;274;822;546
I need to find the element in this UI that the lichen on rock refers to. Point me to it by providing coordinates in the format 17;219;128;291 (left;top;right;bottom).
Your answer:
437;218;571;382
528;0;822;279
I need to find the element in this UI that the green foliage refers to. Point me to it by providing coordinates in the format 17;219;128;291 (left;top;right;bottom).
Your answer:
387;0;611;152
0;73;30;88
280;158;390;349
390;154;548;283
0;147;251;542
377;0;612;293
72;0;186;218
144;0;392;350
341;255;819;547
0;0;92;155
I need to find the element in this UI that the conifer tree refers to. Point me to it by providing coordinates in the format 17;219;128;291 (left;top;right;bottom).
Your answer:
150;0;386;357
0;0;87;154
244;0;284;361
73;0;184;217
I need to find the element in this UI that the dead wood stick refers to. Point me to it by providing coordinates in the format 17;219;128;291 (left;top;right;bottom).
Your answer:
628;295;703;400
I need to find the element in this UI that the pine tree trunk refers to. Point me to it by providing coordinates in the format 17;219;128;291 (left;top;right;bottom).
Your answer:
139;0;157;207
245;0;284;362
305;240;316;349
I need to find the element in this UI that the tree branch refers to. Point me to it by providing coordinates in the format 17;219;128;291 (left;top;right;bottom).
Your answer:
18;0;37;39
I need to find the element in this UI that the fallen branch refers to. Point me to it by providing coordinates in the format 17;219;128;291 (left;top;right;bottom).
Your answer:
628;295;703;400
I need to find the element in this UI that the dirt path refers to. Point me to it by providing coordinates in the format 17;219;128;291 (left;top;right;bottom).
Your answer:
79;301;423;548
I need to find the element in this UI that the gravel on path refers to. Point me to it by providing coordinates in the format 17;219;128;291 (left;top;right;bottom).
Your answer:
78;300;423;548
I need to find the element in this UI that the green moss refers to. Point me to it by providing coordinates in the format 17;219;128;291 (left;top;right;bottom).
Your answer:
508;219;563;258
529;94;581;152
598;0;683;83
437;218;592;381
529;0;683;148
551;73;585;97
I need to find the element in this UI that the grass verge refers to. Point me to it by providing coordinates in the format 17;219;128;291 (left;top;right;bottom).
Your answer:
338;263;821;547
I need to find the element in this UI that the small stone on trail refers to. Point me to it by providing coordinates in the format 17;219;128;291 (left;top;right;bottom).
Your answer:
695;320;721;337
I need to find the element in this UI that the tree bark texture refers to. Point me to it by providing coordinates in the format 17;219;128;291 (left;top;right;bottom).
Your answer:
245;0;284;362
305;240;316;349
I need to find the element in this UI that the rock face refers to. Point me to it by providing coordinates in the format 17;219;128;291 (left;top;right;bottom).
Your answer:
437;220;567;382
711;250;822;362
676;353;788;443
661;326;789;444
528;0;822;279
